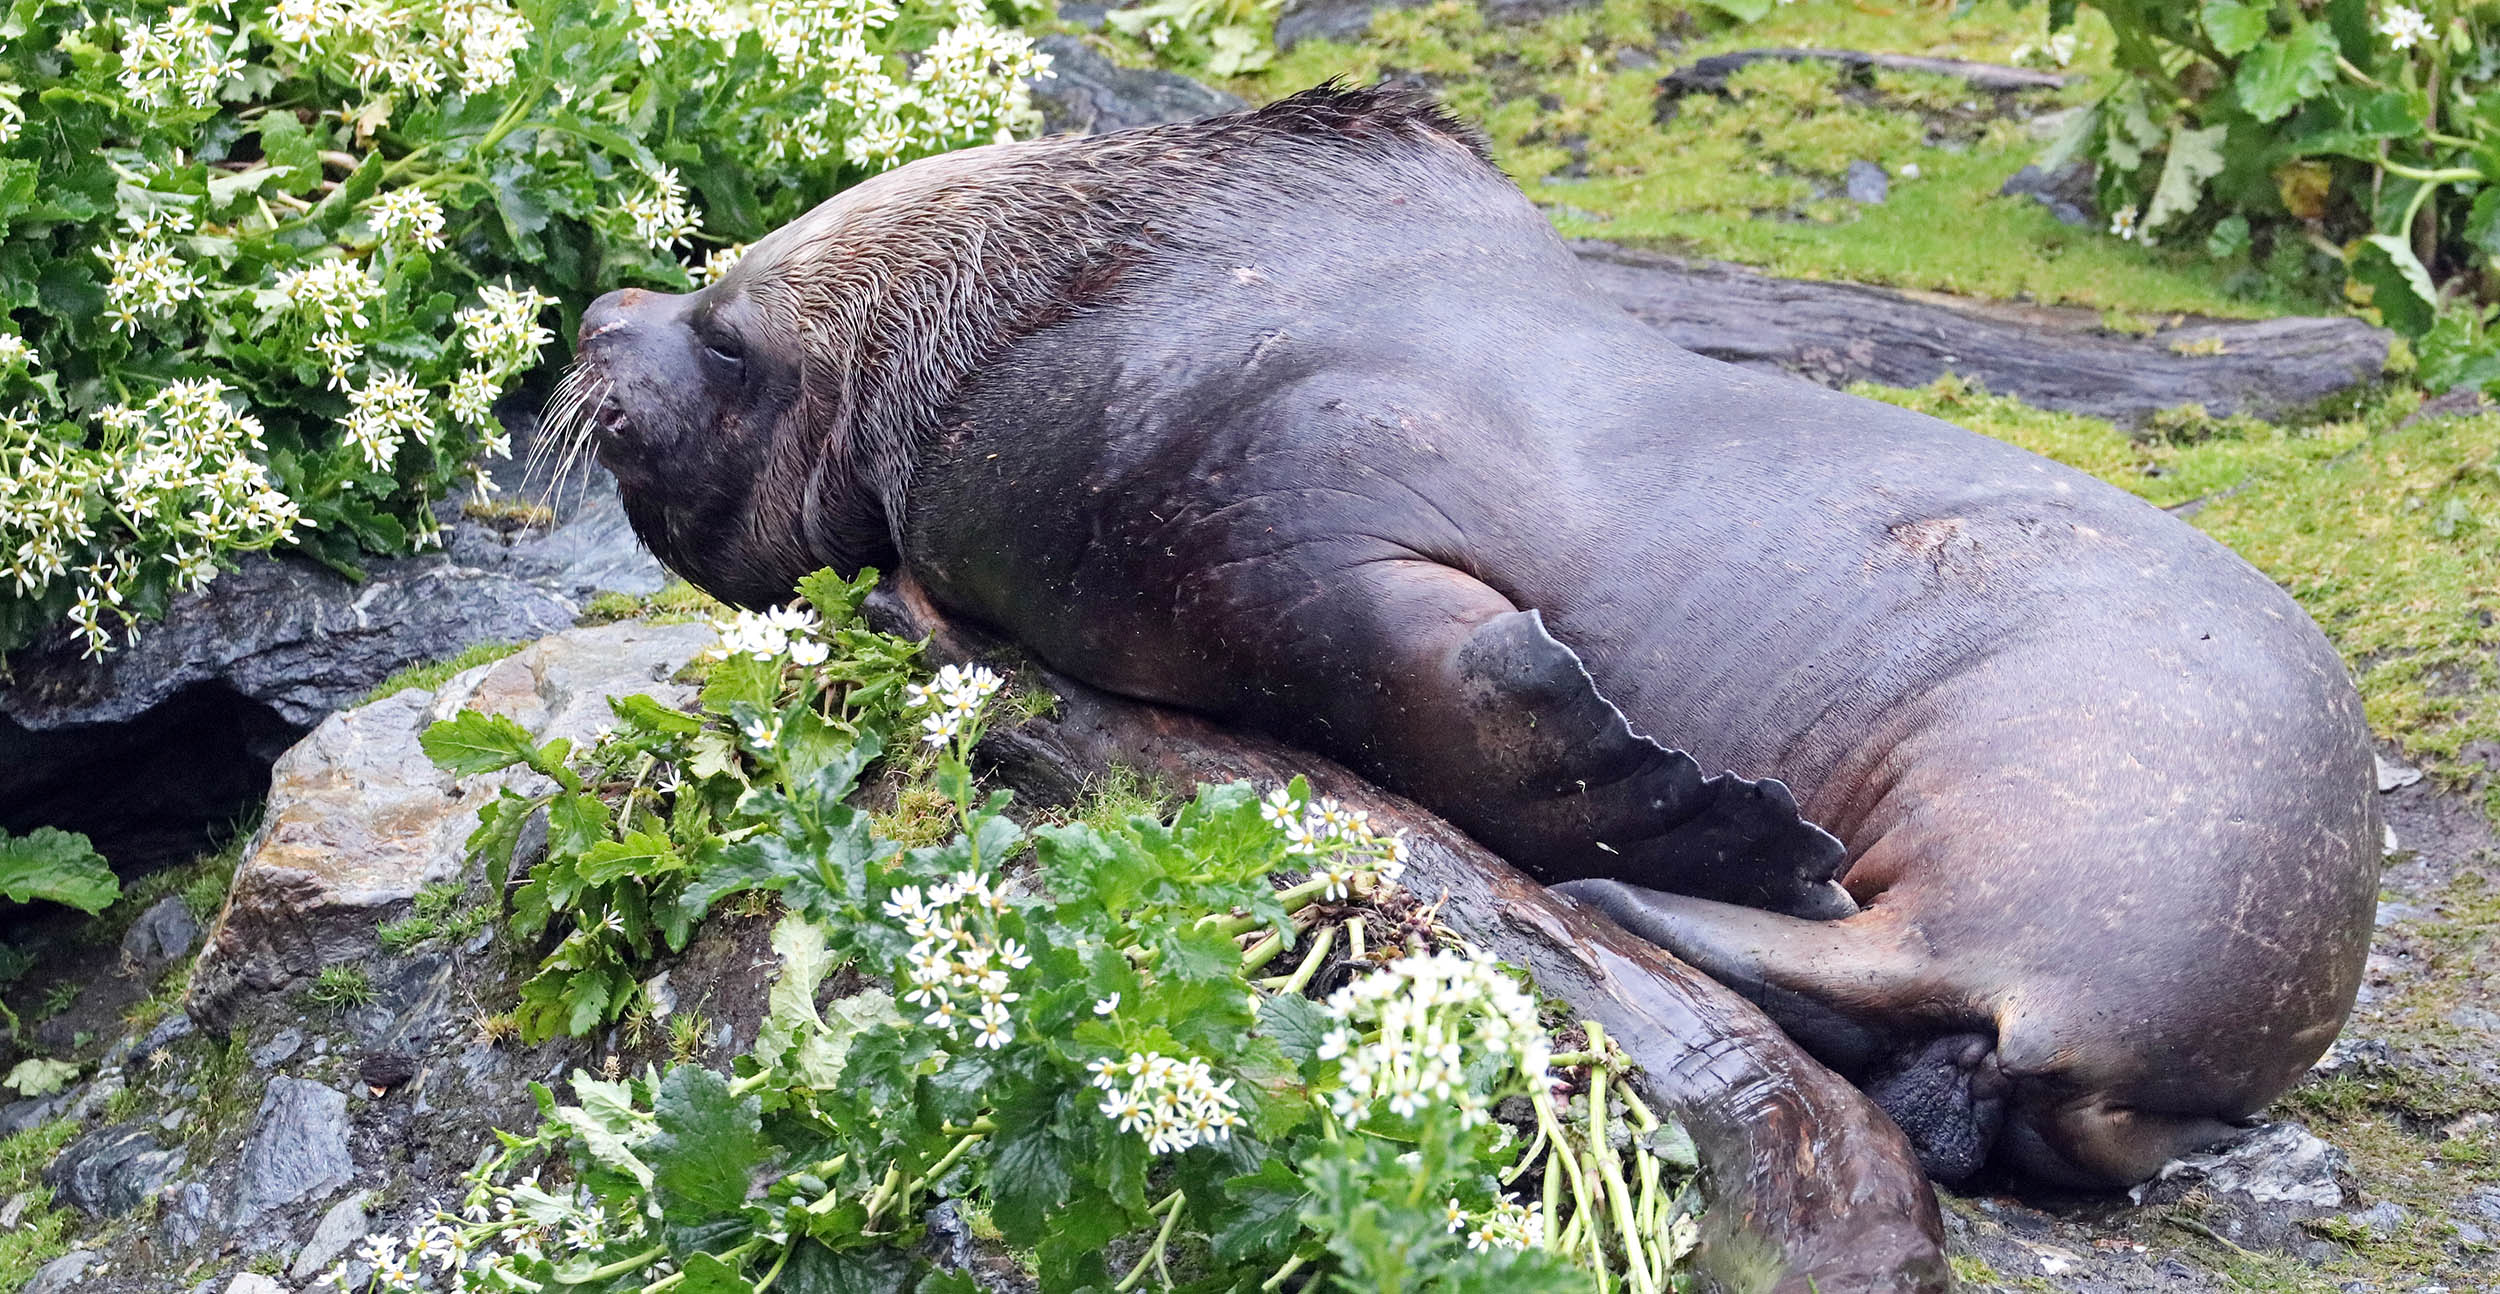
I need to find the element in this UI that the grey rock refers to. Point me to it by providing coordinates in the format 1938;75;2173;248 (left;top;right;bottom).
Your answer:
1844;160;1889;204
2449;1005;2500;1033
2470;1187;2500;1224
231;1076;354;1227
0;1190;28;1229
1571;242;2390;425
226;1276;287;1294
2376;752;2424;791
22;1249;97;1294
293;1189;375;1280
251;1027;305;1069
128;1007;197;1072
2348;1200;2411;1234
186;620;715;1031
122;895;202;970
46;1122;185;1217
69;1069;126;1123
0;451;661;871
1273;0;1593;48
0;1089;72;1138
1028;35;1243;136
2376;900;2422;927
1999;160;2097;228
2145;1123;2350;1249
162;1181;215;1252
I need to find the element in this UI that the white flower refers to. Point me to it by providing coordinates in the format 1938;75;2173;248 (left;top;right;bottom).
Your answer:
2108;204;2139;241
2378;3;2432;49
275;258;386;331
367;188;448;251
621;165;701;251
455;281;558;376
788;637;830;667
0;334;32;371
1093;1050;1242;1153
1093;993;1119;1015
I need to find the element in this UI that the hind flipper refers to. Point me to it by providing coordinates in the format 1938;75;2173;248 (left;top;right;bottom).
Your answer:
1552;879;1937;1070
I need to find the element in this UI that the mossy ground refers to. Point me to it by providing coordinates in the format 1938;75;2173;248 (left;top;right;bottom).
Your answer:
1179;0;2342;314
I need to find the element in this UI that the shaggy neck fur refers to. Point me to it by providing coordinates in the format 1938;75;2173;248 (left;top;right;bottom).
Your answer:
718;83;1506;577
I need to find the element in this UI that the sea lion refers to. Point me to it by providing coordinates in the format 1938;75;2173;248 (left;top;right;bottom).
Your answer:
571;85;2380;1190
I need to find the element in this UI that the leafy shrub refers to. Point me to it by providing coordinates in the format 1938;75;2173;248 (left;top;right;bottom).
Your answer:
2033;0;2500;353
0;826;119;917
0;0;1047;658
399;569;1705;1292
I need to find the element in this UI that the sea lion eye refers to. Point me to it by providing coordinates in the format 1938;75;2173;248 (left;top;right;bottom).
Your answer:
701;334;744;368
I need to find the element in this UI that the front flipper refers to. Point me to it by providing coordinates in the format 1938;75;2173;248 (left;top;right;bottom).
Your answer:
1222;557;1849;920
1451;611;1852;918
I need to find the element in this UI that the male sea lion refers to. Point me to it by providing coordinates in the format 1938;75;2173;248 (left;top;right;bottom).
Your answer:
572;85;2379;1189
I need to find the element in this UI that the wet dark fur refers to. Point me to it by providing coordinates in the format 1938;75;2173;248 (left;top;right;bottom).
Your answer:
575;85;2380;1190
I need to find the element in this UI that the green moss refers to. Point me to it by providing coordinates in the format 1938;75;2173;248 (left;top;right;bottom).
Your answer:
306;963;378;1008
1221;0;2324;316
357;640;527;707
578;579;725;627
0;1119;81;1291
378;879;492;951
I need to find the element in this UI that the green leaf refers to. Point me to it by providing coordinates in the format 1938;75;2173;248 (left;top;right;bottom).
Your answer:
0;827;119;914
1257;991;1330;1068
795;567;880;622
2466;188;2500;263
2353;233;2439;335
2144;124;2227;232
2236;23;2339;123
2206;214;2253;259
421;710;540;776
782;1243;915;1294
3;1058;79;1098
2198;0;2269;54
576;829;681;885
644;1064;764;1223
670;1252;756;1294
1211;1158;1308;1263
986;1113;1076;1242
612;692;703;736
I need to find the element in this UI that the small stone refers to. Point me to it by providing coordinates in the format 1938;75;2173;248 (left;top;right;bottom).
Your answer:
46;1122;183;1217
1845;160;1889;204
2375;753;2423;792
0;1189;28;1229
162;1181;213;1252
22;1249;97;1294
2347;1200;2410;1234
230;1076;354;1227
249;1027;304;1069
291;1189;373;1281
122;895;202;970
2384;823;2403;856
226;1275;286;1294
128;1011;196;1072
2446;1005;2500;1034
2375;901;2422;928
2454;1218;2488;1246
1899;162;1921;179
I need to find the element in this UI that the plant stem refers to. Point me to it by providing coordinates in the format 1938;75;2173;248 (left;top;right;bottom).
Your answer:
907;1130;986;1196
1585;1024;1656;1294
572;1243;665;1281
1260;1251;1311;1291
751;1240;795;1293
1114;1190;1187;1292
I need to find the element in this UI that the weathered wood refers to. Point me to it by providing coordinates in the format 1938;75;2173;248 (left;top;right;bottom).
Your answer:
868;580;1949;1294
1571;242;2392;425
1657;47;2076;99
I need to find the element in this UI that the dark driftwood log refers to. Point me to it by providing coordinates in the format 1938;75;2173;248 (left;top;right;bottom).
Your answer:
1569;243;2391;425
1657;48;2076;99
867;582;1948;1294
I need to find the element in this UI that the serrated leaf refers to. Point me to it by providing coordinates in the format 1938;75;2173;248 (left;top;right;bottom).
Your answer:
782;1242;914;1294
666;1252;755;1294
2236;23;2339;123
2354;233;2439;335
3;1057;79;1098
2144;124;2227;232
0;827;118;914
645;1064;763;1223
1211;1158;1307;1263
1256;991;1330;1067
421;710;540;776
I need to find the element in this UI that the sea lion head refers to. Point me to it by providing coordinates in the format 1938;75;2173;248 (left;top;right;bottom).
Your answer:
571;140;1124;609
574;267;820;608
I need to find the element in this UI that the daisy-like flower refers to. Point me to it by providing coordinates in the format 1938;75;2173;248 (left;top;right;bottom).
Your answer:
2377;2;2432;48
2108;204;2139;241
0;333;34;371
1090;1050;1242;1153
367;188;448;251
1093;992;1120;1015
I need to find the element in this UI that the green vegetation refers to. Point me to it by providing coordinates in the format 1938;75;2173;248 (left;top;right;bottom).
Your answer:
305;963;378;1008
378;880;495;950
0;1119;82;1291
409;566;1702;1293
578;579;729;627
1205;0;2336;314
357;641;528;707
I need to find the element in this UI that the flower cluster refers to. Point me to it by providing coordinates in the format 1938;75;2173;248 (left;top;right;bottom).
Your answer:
96;234;196;334
367;189;448;252
1257;786;1411;898
276;258;386;332
1316;949;1550;1129
712;604;831;666
1088;1050;1246;1154
1445;1195;1541;1251
906;662;1003;747
883;869;1029;1050
621;165;701;252
342;368;434;471
4;379;299;656
115;7;244;109
2377;2;2432;49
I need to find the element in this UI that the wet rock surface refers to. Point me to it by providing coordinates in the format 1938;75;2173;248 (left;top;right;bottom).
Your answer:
1028;34;1245;134
230;1077;355;1229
